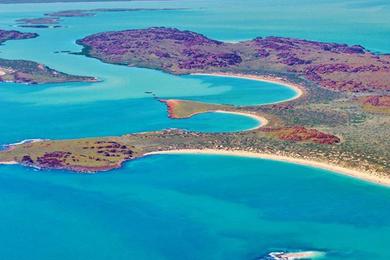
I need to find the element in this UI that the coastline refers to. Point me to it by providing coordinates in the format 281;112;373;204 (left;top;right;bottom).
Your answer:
145;149;390;187
160;100;269;130
191;72;305;103
0;161;17;165
213;110;268;129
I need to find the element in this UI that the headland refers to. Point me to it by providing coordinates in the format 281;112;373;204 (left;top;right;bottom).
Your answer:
0;29;98;84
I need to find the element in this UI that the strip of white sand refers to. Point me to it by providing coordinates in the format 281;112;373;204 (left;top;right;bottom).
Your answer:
145;149;390;187
0;161;17;165
269;250;325;260
213;110;268;130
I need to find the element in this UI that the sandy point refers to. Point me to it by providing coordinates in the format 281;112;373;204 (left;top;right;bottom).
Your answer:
159;99;268;130
145;149;390;187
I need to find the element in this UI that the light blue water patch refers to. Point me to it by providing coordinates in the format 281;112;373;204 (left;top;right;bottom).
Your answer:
0;97;261;145
179;75;298;106
0;13;297;106
0;4;294;143
174;111;261;133
0;155;389;260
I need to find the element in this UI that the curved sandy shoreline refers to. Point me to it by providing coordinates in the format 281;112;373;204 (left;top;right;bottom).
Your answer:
161;99;268;130
145;149;390;187
166;71;303;130
213;110;268;130
191;72;305;103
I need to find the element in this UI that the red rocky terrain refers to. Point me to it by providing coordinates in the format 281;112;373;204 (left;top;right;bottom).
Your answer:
78;27;390;93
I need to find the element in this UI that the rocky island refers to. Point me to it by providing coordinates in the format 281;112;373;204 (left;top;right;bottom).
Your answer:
0;29;97;84
16;17;60;25
77;27;390;93
16;8;183;28
1;27;389;185
16;17;61;28
0;29;38;43
45;8;182;18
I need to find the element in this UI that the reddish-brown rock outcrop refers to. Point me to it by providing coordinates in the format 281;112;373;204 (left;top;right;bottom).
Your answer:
0;29;38;44
262;127;340;144
78;27;390;93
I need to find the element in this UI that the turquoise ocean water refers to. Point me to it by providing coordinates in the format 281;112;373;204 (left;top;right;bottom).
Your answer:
0;1;389;259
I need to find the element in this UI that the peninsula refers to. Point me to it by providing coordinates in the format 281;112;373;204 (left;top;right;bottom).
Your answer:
1;28;389;185
0;29;97;84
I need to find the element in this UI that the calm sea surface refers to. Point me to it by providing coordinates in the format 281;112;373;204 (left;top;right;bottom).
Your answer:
0;1;389;259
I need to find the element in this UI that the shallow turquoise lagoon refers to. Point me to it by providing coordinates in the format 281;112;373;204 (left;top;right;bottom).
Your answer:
0;1;389;259
0;97;262;145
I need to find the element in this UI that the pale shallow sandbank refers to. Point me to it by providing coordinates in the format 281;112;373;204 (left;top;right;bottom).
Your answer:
145;149;390;187
191;72;305;103
269;250;325;260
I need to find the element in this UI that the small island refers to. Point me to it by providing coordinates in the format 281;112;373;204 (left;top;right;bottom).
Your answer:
16;17;61;29
16;17;60;25
45;8;182;17
45;9;96;17
15;8;184;29
1;28;389;186
0;29;97;84
0;29;37;43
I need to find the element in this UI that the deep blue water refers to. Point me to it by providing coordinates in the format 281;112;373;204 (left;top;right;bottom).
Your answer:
0;1;389;259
